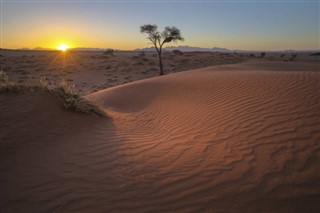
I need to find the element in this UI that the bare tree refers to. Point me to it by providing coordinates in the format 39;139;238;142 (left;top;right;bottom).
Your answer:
140;24;184;75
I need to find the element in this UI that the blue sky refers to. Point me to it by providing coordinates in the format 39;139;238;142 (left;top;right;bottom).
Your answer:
1;0;319;50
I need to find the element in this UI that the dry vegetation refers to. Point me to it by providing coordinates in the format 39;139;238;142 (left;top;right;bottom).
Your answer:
0;69;18;92
0;50;248;95
0;70;107;117
0;50;318;96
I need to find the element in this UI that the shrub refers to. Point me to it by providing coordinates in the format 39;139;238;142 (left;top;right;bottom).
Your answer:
54;80;106;117
139;51;146;57
38;76;51;91
0;69;8;84
290;54;297;61
173;49;183;55
260;52;266;58
0;70;18;93
103;49;114;56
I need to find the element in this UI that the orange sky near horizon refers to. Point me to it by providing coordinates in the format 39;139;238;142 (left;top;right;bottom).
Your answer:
1;1;319;51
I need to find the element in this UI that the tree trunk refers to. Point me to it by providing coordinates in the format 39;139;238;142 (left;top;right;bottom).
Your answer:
158;52;164;76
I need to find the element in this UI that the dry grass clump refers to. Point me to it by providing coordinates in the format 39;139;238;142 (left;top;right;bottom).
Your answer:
27;76;52;92
0;69;18;92
0;70;107;117
54;80;107;117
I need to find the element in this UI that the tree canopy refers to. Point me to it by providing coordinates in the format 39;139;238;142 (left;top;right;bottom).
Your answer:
140;24;184;75
140;24;184;53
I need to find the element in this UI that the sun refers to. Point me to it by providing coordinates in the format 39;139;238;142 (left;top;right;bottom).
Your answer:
57;44;69;51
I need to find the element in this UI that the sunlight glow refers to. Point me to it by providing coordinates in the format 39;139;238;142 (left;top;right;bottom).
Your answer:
57;44;69;51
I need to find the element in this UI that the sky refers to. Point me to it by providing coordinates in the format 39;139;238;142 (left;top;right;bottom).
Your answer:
1;0;319;50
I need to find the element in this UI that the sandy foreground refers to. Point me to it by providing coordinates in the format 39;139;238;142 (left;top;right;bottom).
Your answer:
1;56;320;212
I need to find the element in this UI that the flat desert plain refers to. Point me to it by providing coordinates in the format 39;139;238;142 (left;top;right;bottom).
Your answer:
1;50;320;212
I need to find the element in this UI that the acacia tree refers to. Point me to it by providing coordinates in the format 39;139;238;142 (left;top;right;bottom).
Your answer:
140;24;184;76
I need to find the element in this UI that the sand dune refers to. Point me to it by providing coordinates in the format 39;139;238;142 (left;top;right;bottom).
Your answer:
1;62;320;212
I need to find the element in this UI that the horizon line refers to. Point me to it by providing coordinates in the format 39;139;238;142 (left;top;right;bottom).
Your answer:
1;46;319;52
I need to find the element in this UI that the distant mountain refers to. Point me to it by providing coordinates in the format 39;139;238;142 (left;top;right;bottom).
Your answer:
14;46;319;53
134;46;319;53
70;47;123;51
70;47;105;51
134;46;231;52
310;52;320;56
16;47;118;51
18;47;53;51
34;47;53;50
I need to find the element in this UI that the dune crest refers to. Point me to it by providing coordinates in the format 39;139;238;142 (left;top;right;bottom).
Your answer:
1;62;320;212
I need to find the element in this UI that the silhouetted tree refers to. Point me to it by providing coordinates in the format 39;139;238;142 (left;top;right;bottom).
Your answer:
260;52;266;58
140;24;184;75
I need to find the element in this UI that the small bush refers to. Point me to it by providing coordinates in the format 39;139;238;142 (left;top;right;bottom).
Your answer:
260;52;266;58
54;80;106;117
173;49;183;55
139;51;146;57
38;76;51;90
0;70;18;93
0;81;18;93
0;69;8;83
103;49;114;56
290;54;297;61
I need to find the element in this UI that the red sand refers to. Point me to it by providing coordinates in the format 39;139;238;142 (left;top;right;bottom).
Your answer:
1;62;320;212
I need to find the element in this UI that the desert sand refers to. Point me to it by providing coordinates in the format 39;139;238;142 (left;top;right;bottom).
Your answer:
0;50;247;95
1;50;318;95
1;58;319;212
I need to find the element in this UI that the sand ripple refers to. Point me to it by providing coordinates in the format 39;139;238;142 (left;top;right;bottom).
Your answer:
1;62;320;212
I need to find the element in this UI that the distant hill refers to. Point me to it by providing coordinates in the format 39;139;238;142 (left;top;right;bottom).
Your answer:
18;47;53;51
70;48;105;51
16;47;117;52
134;46;231;52
310;52;320;56
70;47;126;52
13;46;320;53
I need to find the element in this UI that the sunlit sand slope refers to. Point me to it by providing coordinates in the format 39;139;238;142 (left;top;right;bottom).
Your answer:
1;62;320;212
